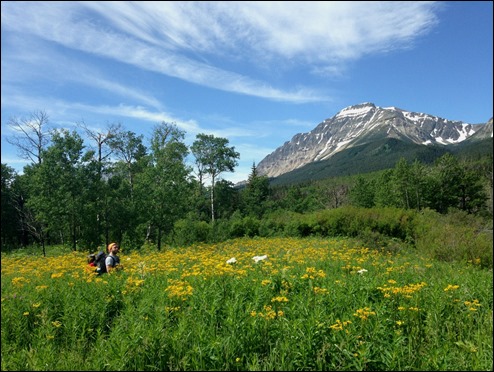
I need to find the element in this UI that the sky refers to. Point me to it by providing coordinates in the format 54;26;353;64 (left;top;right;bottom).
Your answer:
1;1;493;184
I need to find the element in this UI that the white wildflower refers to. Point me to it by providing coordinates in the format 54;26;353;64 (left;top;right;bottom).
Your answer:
226;257;237;264
357;269;368;274
252;255;268;263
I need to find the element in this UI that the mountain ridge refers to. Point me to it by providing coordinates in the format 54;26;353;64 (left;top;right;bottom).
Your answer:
256;102;491;180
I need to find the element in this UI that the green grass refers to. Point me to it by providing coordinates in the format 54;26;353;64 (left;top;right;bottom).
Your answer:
1;237;492;371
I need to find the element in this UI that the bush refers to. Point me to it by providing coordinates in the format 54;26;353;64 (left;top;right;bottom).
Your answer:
242;216;260;237
413;208;493;269
173;218;211;246
229;216;260;238
306;206;415;240
171;206;492;269
209;219;231;242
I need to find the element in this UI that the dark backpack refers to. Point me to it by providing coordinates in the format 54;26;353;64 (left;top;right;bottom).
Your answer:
94;251;116;275
94;251;107;275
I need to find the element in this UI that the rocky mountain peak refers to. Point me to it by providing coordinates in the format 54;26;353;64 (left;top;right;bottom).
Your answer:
256;103;483;178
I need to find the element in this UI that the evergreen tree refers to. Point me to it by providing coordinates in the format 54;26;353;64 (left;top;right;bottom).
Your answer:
242;162;270;217
349;176;375;208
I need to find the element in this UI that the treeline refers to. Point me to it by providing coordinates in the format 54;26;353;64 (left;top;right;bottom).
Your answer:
1;111;243;253
1;111;492;260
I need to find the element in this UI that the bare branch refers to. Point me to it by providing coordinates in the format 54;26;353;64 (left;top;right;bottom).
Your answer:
6;110;50;165
77;120;122;163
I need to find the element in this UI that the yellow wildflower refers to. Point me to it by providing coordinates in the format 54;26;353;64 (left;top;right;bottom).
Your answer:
353;307;376;320
444;284;460;291
271;296;289;303
12;277;30;287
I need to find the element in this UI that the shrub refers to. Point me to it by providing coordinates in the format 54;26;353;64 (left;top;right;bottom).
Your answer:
413;208;493;269
173;218;211;246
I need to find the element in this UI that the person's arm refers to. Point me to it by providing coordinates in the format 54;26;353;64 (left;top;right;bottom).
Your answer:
105;256;115;273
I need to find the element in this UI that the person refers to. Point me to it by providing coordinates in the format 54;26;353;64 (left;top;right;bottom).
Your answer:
105;242;122;273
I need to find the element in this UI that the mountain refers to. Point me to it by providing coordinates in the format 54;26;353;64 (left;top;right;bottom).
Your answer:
464;117;493;141
266;138;448;186
257;103;486;180
446;117;493;160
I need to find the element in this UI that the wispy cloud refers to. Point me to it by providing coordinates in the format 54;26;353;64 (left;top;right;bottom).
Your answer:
1;92;201;135
1;1;440;102
83;2;439;65
1;34;164;110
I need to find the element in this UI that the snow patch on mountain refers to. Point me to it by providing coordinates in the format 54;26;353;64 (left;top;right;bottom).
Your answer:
256;103;484;179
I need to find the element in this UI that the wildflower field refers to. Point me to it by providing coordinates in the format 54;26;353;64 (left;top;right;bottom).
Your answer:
1;237;492;371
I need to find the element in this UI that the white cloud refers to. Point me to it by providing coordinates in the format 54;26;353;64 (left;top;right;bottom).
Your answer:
1;35;163;110
1;1;439;100
62;102;203;136
1;1;444;183
226;2;439;62
84;2;439;63
1;92;199;135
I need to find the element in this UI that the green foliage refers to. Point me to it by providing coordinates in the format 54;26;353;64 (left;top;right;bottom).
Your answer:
346;154;491;215
241;206;492;268
227;211;261;238
191;133;240;222
120;229;146;252
173;217;212;246
241;163;271;218
214;179;241;219
137;122;191;250
1;164;19;250
413;208;493;268
349;176;375;208
265;206;415;242
2;110;491;261
1;237;492;370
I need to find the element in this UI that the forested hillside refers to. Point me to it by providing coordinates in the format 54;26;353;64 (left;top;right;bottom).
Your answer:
1;112;492;268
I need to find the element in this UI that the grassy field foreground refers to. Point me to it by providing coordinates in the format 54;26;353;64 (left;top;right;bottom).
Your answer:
1;237;493;371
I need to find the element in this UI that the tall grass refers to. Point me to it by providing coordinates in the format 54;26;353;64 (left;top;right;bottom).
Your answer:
2;237;492;371
172;206;493;269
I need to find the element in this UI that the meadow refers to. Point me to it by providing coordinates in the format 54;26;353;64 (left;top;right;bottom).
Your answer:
1;237;492;371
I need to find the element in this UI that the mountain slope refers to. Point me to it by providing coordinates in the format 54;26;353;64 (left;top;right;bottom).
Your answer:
257;102;480;179
464;117;493;141
268;137;449;186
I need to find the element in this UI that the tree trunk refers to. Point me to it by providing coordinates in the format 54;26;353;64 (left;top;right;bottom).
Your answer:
210;175;215;223
157;225;162;251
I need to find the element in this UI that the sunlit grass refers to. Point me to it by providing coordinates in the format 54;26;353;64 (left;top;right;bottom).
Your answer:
2;237;492;371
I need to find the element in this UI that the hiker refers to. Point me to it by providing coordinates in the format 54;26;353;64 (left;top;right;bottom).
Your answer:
105;242;122;273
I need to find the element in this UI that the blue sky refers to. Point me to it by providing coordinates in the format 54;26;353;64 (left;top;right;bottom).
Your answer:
1;1;492;184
